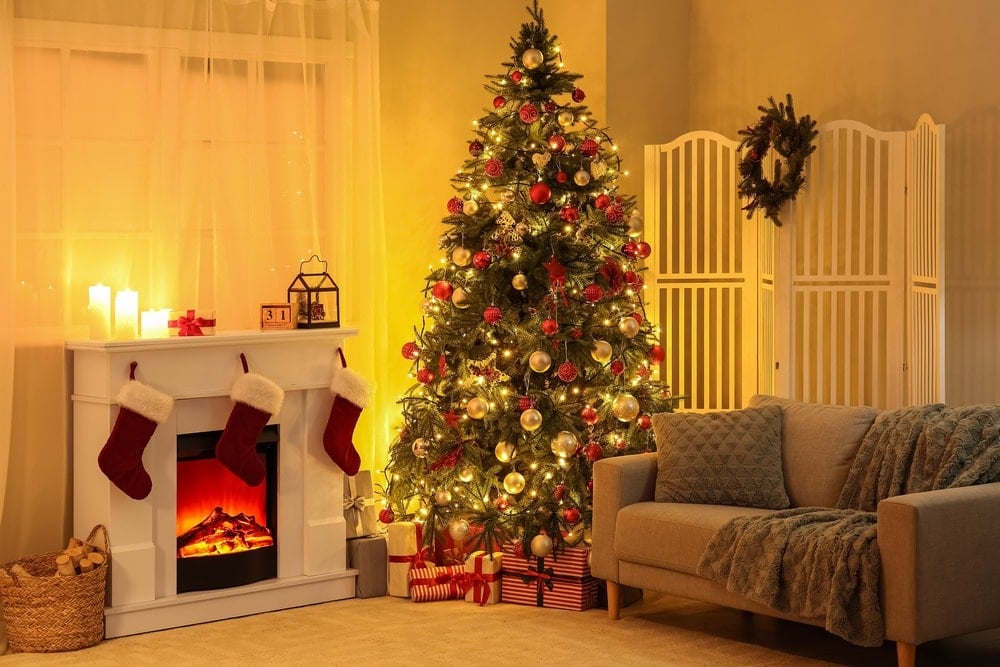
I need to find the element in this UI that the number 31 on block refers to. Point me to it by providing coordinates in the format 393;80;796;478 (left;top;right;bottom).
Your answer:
260;303;295;330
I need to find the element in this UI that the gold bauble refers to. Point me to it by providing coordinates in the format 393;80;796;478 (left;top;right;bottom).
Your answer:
462;199;479;216
627;210;644;237
503;471;526;494
451;247;472;266
419;297;435;314
564;524;585;547
528;350;552;373
512;273;528;290
557;110;574;126
520;408;543;432
411;438;428;458
590;340;613;363
495;441;517;463
458;465;475;482
467;396;489;420
434;488;453;506
448;518;470;541
618;316;640;338
612;393;641;422
521;47;544;70
452;287;471;309
573;169;591;186
530;533;553;558
550;430;579;458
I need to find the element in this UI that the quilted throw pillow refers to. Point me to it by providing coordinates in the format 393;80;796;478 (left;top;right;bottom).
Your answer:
652;406;789;509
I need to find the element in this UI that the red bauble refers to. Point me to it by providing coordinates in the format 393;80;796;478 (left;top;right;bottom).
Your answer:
554;483;566;500
570;329;583;339
378;508;395;524
483;306;502;324
594;194;611;210
636;241;652;259
519;102;538;124
469;140;484;156
431;280;454;301
496;496;511;512
518;396;535;411
583;284;603;303
484;157;504;179
548;134;566;153
604;203;624;223
579;138;599;157
556;170;568;183
581;405;599;426
627;272;644;289
560;205;580;223
529;182;552;205
636;365;652;378
401;342;420;360
649;344;666;364
584;442;604;462
557;361;578;382
586;478;594;493
622;242;639;258
416;368;435;385
541;318;559;336
510;70;523;83
544;100;557;112
630;312;644;325
610;359;625;376
447;197;464;214
563;507;581;525
473;251;493;269
637;414;653;431
493;95;507;109
615;437;628;451
572;88;586;102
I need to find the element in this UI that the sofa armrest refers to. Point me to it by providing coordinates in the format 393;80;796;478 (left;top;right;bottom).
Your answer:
591;453;658;582
878;481;1000;645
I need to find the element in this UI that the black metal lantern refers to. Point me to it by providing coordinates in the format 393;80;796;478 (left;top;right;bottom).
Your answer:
287;255;340;328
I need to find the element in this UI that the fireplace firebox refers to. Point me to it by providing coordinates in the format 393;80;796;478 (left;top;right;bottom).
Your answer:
176;426;279;593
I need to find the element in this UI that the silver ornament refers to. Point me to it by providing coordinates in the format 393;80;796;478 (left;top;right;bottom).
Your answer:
452;287;471;309
550;431;579;458
557;110;574;126
448;518;470;540
458;465;475;482
612;393;640;421
411;438;429;458
618;316;640;338
627;210;644;237
463;199;479;216
434;488;453;506
452;247;472;266
521;48;544;70
573;169;591;186
590;340;613;363
530;533;553;557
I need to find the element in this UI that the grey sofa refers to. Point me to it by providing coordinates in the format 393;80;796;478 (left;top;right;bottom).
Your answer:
591;395;1000;667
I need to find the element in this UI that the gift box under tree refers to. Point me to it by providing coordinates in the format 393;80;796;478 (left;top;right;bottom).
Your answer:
408;563;469;602
347;535;387;598
387;521;429;598
500;541;598;611
464;550;503;606
343;471;378;540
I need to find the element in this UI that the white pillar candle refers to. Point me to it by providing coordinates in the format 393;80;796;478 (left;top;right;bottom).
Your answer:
140;308;171;339
87;283;112;339
114;289;139;340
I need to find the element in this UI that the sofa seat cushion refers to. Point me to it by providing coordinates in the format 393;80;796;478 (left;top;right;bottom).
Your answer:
615;501;776;575
748;395;879;508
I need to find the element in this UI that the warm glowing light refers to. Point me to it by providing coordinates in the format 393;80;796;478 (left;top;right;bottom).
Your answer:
113;289;139;340
140;308;170;339
87;283;111;339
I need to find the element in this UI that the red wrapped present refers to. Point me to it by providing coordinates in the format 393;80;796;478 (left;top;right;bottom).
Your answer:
387;522;429;598
434;521;491;566
464;550;503;606
501;541;591;578
408;564;471;602
500;569;598;611
168;309;216;336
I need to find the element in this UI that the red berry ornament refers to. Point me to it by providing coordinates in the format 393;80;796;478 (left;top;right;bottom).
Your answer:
544;100;557;112
541;318;559;336
615;437;628;451
496;496;511;512
649;344;666;365
572;88;586;103
378;508;395;524
548;134;566;152
560;205;579;223
447;197;464;214
469;140;484;156
557;361;578;382
530;182;552;205
416;368;435;385
556;170;568;183
584;442;604;462
432;280;454;301
473;251;492;269
637;414;653;431
583;284;603;303
493;95;507;109
579;138;599;158
610;359;625;376
554;483;566;500
401;342;420;360
594;194;611;210
563;507;581;524
483;306;502;325
623;241;639;258
518;396;535;411
636;241;652;259
581;405;599;425
510;70;523;83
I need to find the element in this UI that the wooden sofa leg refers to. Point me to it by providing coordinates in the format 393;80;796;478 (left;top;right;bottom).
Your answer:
896;641;916;667
606;580;621;620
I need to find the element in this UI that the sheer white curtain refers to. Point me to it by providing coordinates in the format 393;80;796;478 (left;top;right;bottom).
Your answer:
0;0;385;573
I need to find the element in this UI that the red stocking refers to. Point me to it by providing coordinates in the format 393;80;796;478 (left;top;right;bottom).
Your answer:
323;349;372;476
215;353;284;487
98;362;174;500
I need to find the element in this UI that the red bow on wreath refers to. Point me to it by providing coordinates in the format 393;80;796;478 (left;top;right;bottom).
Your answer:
168;310;216;336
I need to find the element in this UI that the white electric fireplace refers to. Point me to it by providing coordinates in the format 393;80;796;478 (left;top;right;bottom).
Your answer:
68;329;360;638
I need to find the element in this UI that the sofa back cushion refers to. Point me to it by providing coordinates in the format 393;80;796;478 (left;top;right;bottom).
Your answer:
748;395;879;508
651;405;789;510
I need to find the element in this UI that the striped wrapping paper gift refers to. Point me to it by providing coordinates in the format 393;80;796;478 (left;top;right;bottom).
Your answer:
500;572;598;611
500;542;591;578
408;564;469;602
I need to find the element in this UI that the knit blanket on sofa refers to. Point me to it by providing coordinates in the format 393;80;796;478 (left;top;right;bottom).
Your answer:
696;404;1000;646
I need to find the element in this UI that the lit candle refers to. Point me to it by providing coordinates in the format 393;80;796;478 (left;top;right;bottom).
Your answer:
87;283;112;339
114;289;139;340
140;308;170;339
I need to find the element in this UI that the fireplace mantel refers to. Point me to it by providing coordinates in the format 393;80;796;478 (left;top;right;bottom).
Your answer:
68;329;360;638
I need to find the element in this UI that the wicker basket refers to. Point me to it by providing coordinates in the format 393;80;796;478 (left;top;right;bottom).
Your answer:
0;525;110;653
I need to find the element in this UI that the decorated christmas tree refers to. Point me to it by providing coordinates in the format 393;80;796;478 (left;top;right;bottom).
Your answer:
381;1;674;554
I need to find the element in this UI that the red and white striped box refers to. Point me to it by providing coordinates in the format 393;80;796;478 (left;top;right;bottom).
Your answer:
500;572;598;611
501;541;591;578
408;564;468;602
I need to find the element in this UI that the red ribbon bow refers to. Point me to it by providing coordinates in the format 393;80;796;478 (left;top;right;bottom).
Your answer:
168;310;216;336
520;561;555;607
467;571;499;606
388;546;431;570
411;570;474;597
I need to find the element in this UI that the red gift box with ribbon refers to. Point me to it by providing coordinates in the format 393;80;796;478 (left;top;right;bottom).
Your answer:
168;309;216;336
500;541;597;610
408;564;471;602
464;550;503;606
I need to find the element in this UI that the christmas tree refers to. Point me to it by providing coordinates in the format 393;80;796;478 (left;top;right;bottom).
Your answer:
381;1;673;554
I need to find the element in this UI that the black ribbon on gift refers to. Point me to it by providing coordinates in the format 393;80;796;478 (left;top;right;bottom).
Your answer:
520;556;555;607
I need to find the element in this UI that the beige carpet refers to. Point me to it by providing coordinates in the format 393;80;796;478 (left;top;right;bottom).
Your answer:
1;592;998;666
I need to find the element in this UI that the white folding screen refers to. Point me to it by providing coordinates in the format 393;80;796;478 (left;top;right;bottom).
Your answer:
646;116;943;410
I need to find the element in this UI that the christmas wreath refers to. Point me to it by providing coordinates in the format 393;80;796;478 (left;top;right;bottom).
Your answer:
737;94;818;226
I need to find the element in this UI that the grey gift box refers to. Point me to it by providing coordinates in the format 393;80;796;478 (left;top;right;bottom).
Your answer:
347;535;387;598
